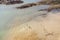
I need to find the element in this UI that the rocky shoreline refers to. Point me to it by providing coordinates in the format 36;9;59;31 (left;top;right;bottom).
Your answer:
39;4;60;12
16;0;60;10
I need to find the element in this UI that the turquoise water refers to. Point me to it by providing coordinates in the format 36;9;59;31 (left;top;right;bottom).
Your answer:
0;0;58;39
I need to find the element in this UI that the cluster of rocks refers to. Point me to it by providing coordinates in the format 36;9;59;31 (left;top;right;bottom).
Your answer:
46;5;60;12
16;0;60;9
0;0;23;5
39;4;60;12
16;1;48;9
16;3;37;9
44;0;60;4
6;1;23;5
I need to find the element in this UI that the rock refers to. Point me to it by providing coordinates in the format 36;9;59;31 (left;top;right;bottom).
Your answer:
38;5;60;12
16;3;36;9
6;1;23;5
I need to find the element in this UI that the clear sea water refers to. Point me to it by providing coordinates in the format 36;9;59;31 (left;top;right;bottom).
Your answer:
0;0;60;40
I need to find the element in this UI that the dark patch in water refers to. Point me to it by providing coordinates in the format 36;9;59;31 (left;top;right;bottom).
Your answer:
6;1;23;5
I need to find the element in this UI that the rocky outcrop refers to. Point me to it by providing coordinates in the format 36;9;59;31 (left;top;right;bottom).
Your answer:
48;5;60;11
0;0;24;4
16;0;60;9
17;0;60;10
16;1;47;9
39;4;60;12
6;1;23;5
16;3;37;9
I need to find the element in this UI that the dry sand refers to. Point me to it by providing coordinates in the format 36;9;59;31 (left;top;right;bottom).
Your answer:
4;12;60;40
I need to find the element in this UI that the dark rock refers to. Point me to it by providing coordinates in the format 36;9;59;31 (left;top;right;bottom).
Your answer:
0;1;2;4
6;1;23;5
16;3;37;9
38;5;60;12
17;5;30;9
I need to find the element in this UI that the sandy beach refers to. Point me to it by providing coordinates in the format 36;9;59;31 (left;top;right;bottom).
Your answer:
3;11;60;40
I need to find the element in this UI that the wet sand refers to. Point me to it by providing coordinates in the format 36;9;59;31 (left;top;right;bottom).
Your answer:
4;11;60;40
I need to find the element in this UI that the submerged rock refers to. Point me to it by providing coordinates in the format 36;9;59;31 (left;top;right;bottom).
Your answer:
39;5;60;12
16;3;36;9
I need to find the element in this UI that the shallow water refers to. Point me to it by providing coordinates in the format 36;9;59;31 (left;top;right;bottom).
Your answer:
0;3;50;40
0;1;60;40
0;4;50;29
